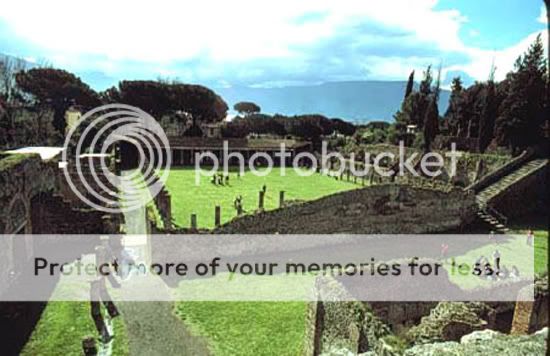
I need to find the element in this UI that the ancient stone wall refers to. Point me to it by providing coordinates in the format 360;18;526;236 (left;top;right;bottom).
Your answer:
0;153;123;300
0;154;58;234
214;184;476;234
30;193;120;234
312;276;398;355
369;302;437;334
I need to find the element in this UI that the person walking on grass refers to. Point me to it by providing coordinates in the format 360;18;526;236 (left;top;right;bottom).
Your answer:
493;249;501;274
234;195;244;215
526;229;534;246
440;243;449;262
489;230;497;244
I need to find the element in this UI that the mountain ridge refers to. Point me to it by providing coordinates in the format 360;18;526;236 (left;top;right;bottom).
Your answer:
216;80;450;123
0;54;450;123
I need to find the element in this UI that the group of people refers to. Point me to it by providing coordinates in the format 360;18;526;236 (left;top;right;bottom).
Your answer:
475;250;521;281
210;172;247;186
211;173;230;186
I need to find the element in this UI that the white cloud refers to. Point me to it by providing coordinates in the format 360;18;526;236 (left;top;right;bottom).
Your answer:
0;0;464;61
539;4;548;24
449;30;548;83
0;0;543;86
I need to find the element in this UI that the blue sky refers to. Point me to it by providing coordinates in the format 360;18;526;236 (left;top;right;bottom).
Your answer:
0;0;547;90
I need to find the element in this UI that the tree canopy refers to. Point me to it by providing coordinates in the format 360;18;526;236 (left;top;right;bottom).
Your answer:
395;34;548;154
106;80;228;123
16;68;101;133
233;101;261;116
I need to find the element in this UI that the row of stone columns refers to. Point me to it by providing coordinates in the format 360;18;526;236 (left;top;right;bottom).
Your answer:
189;190;286;229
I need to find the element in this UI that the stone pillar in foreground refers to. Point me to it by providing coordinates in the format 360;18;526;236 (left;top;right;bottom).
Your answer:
215;205;221;227
190;214;197;230
259;191;265;210
279;191;285;208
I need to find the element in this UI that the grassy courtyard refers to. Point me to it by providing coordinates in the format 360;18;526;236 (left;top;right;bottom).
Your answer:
176;301;307;356
163;167;359;229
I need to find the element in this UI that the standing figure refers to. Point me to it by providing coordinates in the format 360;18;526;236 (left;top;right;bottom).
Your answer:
526;229;534;246
90;245;120;344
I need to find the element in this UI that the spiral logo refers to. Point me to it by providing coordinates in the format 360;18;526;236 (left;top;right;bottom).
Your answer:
62;104;171;213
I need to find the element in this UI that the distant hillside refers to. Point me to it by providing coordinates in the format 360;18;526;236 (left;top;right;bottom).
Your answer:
0;53;450;123
217;81;450;123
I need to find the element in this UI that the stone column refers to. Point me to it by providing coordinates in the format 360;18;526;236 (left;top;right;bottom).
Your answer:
190;214;197;230
279;191;285;208
259;191;265;210
164;192;172;227
215;205;221;227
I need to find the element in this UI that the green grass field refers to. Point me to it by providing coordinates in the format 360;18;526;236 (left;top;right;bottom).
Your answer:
176;301;307;356
21;302;129;356
508;217;549;276
163;167;359;228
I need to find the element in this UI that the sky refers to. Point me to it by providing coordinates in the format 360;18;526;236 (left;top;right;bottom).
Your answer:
0;0;547;90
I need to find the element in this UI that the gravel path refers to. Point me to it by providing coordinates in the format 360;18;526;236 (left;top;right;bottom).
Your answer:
120;171;210;356
118;301;209;356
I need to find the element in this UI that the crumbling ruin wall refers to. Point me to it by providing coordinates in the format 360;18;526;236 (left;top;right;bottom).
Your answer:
369;302;437;335
403;328;548;355
310;276;395;356
30;193;121;234
0;154;58;234
405;302;498;345
0;153;124;356
0;153;123;297
215;184;476;234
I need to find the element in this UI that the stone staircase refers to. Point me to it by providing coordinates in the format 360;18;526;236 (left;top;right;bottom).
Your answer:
476;159;547;203
476;204;509;234
474;158;548;234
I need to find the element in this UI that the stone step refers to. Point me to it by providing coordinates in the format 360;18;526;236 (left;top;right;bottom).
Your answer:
477;159;548;200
